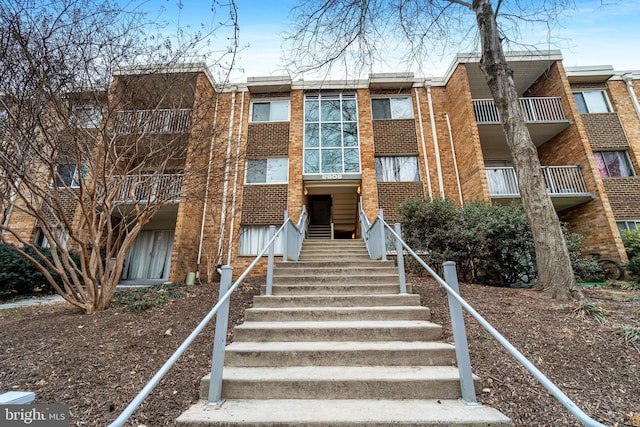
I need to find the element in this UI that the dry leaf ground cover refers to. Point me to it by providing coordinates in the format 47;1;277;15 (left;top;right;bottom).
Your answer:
0;276;639;426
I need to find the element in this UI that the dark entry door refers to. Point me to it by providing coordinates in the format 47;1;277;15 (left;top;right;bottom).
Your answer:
310;195;332;225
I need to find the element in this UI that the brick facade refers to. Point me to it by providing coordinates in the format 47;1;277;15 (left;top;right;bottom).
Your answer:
580;113;630;150
240;185;289;224
376;182;424;222
373;119;419;154
602;177;640;218
246;122;290;157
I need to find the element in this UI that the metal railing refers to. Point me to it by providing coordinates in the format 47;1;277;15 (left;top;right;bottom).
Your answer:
112;109;192;134
359;209;608;426
486;166;589;196
473;97;567;124
108;208;306;427
114;173;184;203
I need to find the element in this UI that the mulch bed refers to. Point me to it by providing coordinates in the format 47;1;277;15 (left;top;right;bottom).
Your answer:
0;276;638;426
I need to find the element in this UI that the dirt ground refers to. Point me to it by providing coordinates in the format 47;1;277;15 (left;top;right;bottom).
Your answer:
0;276;638;426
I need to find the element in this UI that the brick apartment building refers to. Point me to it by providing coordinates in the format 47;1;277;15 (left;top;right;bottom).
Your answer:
4;50;640;283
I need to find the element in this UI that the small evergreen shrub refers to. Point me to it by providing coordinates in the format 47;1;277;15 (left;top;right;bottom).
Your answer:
0;245;78;297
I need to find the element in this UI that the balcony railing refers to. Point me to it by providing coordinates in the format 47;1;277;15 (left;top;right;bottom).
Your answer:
473;97;567;124
114;174;184;203
486;166;588;196
112;109;192;134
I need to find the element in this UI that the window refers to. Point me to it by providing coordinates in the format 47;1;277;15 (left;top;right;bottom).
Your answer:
55;164;86;188
35;227;69;249
245;158;288;184
617;220;640;233
73;106;103;128
251;100;289;122
594;151;634;177
375;156;420;182
573;90;611;114
371;97;413;119
304;93;360;174
239;225;284;255
0;109;8;129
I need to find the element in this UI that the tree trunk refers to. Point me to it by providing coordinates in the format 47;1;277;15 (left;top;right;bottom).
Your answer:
472;0;583;301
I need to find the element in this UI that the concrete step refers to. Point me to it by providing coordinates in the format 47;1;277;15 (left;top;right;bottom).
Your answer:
200;366;478;400
298;254;373;261
302;240;364;246
244;306;431;322
176;399;514;426
272;266;399;276
272;274;399;285
276;260;395;268
252;294;421;308
223;341;456;367
232;320;442;342
262;283;411;295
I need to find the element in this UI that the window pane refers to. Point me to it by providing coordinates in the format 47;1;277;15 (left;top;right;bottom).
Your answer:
343;122;358;146
594;152;608;177
321;123;341;147
239;225;283;255
246;159;267;183
583;91;610;113
270;101;289;121
266;158;288;183
397;156;419;181
572;93;588;114
390;98;413;119
375;156;419;182
342;99;357;121
603;151;633;177
372;99;391;119
252;103;270;121
344;148;360;173
305;124;319;147
56;164;79;187
305;100;319;122
321;99;341;121
304;150;319;173
321;149;342;173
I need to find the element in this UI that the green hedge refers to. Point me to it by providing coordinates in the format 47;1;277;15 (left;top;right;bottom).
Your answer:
0;245;78;297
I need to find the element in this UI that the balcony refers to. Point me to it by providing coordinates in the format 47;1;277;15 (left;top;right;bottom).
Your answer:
112;109;192;134
486;166;594;211
114;174;183;204
473;97;571;146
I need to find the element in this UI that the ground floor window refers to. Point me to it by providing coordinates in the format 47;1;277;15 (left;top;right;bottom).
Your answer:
35;227;69;249
121;230;174;281
617;220;640;234
239;225;284;255
375;156;420;182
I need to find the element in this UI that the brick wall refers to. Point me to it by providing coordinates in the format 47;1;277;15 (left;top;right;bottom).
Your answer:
580;113;629;150
246;122;290;157
241;185;288;224
373;119;419;154
602;177;640;217
376;182;424;222
357;89;380;220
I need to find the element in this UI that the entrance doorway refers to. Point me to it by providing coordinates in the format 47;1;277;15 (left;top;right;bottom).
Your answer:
305;183;360;239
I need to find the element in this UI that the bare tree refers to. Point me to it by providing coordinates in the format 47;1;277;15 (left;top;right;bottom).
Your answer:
0;0;239;313
286;0;585;301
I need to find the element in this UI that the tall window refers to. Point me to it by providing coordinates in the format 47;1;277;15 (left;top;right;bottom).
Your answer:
304;93;360;174
251;100;289;122
239;225;284;255
594;151;634;177
371;97;413;119
375;156;420;182
245;158;288;184
573;90;611;114
55;164;86;188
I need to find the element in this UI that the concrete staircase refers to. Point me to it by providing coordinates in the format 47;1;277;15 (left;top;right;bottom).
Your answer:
176;239;512;426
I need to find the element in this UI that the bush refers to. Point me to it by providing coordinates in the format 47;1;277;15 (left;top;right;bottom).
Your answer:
621;229;640;258
626;255;640;279
398;198;598;287
0;244;78;297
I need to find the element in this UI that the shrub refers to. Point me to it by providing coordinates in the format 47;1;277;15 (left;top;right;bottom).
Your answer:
111;282;187;312
621;229;640;258
0;245;80;297
626;255;640;279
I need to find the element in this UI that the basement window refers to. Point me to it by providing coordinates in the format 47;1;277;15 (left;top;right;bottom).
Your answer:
375;156;420;182
239;225;284;255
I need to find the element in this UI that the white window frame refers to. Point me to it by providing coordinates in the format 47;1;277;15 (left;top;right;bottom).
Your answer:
617;220;640;235
593;151;635;177
245;158;289;184
55;164;86;188
249;100;290;122
572;90;612;114
371;97;414;120
375;156;420;182
239;225;284;255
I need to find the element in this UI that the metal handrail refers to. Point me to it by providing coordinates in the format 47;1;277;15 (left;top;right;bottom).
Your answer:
108;209;304;426
360;209;608;426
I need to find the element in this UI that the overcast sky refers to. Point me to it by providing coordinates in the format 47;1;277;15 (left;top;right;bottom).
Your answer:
151;0;640;82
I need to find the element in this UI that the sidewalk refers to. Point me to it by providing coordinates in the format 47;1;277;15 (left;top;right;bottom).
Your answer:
0;294;65;310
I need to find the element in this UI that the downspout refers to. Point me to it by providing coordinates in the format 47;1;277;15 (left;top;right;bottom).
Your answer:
623;73;640;119
426;82;445;199
414;87;433;200
446;113;464;206
196;90;221;279
226;90;245;265
216;86;237;265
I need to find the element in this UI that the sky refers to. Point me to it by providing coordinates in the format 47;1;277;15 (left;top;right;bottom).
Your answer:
148;0;640;83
